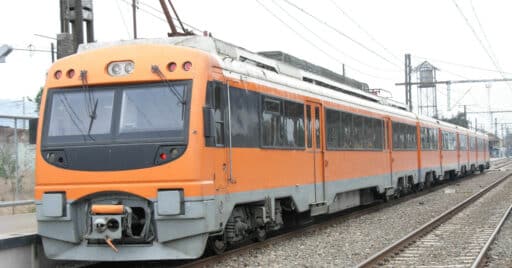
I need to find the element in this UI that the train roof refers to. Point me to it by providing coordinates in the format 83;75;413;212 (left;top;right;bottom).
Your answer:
78;36;486;137
79;36;406;110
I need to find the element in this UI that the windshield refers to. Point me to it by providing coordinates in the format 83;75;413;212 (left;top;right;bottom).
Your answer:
43;81;191;146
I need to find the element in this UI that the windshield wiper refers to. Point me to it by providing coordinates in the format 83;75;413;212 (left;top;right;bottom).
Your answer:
87;98;98;138
151;65;186;105
81;70;96;141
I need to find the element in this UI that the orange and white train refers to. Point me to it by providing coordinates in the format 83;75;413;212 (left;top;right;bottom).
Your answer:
32;36;489;261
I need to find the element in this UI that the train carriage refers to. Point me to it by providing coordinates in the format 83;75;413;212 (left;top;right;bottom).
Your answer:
33;36;490;261
417;116;442;187
458;131;470;175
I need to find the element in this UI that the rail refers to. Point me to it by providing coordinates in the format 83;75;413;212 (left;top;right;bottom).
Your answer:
356;171;512;267
471;203;512;268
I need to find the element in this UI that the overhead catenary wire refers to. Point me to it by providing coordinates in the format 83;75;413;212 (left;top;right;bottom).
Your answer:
451;0;512;93
255;0;394;81
271;0;398;75
120;0;202;34
115;0;132;39
327;0;402;64
282;0;401;69
413;55;512;76
450;86;473;110
470;0;501;75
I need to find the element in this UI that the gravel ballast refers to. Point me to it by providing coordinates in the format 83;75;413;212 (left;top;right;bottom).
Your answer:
212;168;511;267
486;210;512;267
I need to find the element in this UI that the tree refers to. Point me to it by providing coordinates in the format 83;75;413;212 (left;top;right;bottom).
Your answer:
441;112;469;128
0;146;16;204
34;87;43;112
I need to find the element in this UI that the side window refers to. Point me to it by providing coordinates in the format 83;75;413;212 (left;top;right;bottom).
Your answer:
306;105;312;148
205;82;226;146
459;134;467;150
442;131;456;150
229;86;260;147
261;96;305;149
262;97;281;147
393;122;417;150
352;114;363;149
326;109;340;149
421;127;438;150
325;108;383;151
315;107;321;149
431;129;438;150
284;101;305;148
342;112;352;149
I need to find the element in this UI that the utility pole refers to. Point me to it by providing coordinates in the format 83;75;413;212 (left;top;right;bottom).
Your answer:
487;83;492;135
22;97;26;129
58;0;94;58
404;54;412;112
132;0;138;39
501;124;504;144
495;118;498;137
51;43;55;62
447;82;452;110
0;44;13;63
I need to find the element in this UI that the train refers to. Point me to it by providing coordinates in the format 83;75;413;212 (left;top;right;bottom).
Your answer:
32;36;490;261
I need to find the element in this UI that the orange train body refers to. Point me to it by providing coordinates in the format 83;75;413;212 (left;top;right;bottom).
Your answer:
34;37;490;261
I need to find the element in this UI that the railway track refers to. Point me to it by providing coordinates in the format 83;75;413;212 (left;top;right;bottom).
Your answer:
176;162;510;268
357;168;512;268
490;158;511;170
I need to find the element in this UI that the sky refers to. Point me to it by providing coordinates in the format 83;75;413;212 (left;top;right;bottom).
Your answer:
0;0;511;137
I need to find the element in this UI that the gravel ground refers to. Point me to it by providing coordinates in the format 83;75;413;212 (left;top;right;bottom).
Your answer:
212;167;511;267
486;209;512;267
384;169;512;267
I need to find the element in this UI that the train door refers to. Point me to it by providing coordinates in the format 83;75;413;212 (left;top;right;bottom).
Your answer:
305;102;325;203
206;81;229;191
456;133;461;172
385;117;393;188
439;128;444;176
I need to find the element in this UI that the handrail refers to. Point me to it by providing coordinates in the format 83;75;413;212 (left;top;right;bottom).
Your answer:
0;200;34;208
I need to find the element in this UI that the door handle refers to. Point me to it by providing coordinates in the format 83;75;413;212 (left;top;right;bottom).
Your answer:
324;160;329;167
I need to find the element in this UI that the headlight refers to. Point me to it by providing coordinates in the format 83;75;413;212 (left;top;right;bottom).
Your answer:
107;61;135;77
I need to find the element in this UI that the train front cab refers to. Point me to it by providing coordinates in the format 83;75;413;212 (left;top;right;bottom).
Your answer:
35;43;223;261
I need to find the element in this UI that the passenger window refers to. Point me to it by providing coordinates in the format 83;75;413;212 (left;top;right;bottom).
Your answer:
315;107;320;149
261;96;305;149
205;82;226;146
306;105;312;148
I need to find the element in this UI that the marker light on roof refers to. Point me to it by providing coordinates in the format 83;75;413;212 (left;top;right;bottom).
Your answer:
54;70;62;80
66;69;75;79
183;61;192;71
107;61;134;77
167;62;177;72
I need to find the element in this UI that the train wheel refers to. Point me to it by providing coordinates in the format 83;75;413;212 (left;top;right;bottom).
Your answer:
253;227;267;242
207;236;227;255
415;182;424;192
